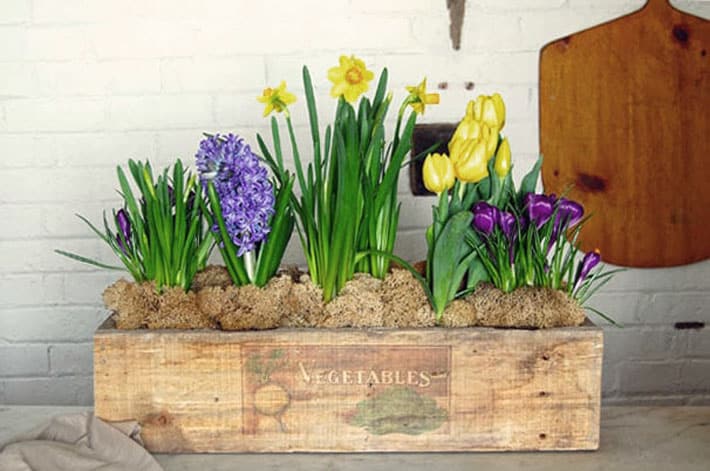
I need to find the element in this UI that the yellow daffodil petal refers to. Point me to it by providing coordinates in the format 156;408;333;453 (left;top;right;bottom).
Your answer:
257;81;297;117
423;153;455;194
328;54;374;103
405;78;440;115
494;137;511;178
454;140;489;183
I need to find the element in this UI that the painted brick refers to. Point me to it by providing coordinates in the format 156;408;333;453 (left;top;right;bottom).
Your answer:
687;329;710;357
0;205;43;239
618;361;684;395
34;60;162;96
0;376;93;405
161;56;266;93
4;98;106;132
106;95;213;130
63;272;123;305
0;0;31;24
638;292;710;324
0;345;48;377
0;274;64;307
0;135;57;168
49;343;93;375
0;307;107;342
680;360;710;393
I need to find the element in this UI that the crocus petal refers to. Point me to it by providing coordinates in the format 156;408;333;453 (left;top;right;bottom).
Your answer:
573;249;602;291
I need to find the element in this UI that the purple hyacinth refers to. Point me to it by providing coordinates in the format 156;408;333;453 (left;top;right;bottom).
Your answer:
573;249;602;291
524;193;555;229
196;134;275;256
115;208;131;254
472;202;498;237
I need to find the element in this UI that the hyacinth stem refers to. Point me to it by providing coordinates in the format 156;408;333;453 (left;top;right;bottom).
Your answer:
244;250;256;283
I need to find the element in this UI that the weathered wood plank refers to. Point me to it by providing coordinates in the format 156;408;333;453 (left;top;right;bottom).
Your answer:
94;321;602;452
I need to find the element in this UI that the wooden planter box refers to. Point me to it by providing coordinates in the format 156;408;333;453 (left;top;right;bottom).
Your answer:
94;318;603;452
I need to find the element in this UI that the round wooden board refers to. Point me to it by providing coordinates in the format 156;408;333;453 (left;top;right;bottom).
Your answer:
539;0;710;267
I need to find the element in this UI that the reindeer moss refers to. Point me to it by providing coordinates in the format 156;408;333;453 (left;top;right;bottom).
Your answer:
102;265;586;330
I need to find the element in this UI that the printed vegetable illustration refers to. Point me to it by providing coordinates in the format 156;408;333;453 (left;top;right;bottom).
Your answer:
350;386;448;435
246;349;290;432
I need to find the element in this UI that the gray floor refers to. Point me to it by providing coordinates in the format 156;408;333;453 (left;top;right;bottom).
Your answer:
1;406;709;470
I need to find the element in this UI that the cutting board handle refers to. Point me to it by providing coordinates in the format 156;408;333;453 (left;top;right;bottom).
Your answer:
643;0;671;11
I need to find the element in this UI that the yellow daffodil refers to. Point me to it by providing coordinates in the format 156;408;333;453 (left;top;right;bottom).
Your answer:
453;140;489;183
405;78;440;115
494;137;511;178
423;153;455;194
327;55;374;103
257;81;297;117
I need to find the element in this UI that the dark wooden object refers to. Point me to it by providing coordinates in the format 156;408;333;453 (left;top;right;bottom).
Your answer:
540;0;710;267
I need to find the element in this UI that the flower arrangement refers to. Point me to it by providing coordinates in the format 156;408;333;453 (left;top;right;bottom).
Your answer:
256;55;438;301
56;160;212;291
57;54;616;329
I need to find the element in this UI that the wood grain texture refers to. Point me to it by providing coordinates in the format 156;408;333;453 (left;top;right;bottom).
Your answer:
540;0;710;267
94;319;603;452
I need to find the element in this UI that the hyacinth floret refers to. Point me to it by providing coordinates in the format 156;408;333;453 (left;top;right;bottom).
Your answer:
196;134;275;256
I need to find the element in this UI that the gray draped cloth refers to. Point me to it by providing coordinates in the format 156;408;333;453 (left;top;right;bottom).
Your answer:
0;412;163;471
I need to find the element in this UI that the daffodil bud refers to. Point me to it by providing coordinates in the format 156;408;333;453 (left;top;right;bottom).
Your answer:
494;137;511;178
453;140;489;183
423;153;455;194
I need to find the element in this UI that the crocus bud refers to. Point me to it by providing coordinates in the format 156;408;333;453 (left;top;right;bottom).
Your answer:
558;198;584;229
497;210;516;240
453;140;489;183
494;137;511;178
573;249;602;291
116;209;131;241
423;153;455;194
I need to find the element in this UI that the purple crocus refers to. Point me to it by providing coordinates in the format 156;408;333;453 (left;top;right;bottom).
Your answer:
524;193;555;229
549;198;585;252
472;202;499;237
115;209;131;254
573;249;602;291
196;134;275;257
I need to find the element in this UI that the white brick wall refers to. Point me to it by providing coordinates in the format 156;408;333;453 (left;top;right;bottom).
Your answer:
1;0;709;405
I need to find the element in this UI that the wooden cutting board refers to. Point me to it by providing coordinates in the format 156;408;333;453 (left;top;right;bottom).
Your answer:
540;0;709;267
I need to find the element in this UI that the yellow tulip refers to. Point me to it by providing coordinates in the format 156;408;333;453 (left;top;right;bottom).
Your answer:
494;137;511;178
257;81;297;117
449;137;474;165
491;93;506;129
327;55;374;103
405;78;440;115
422;153;455;194
483;124;499;160
449;117;481;153
453;140;489;183
472;94;505;130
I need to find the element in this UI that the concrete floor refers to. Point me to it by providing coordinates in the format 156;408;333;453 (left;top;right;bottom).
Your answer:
1;406;709;470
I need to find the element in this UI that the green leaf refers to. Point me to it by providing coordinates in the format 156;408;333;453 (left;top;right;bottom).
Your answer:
519;155;543;197
431;211;474;315
54;250;126;271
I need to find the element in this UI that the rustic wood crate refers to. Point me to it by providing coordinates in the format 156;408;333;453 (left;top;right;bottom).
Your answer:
94;318;603;452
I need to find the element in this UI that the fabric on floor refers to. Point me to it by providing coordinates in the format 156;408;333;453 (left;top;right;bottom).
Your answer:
0;412;163;471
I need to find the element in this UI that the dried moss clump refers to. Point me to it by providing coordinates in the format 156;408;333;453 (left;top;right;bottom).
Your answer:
190;265;232;290
322;274;385;328
148;287;214;329
443;283;586;328
103;279;159;329
379;269;436;328
279;274;324;327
